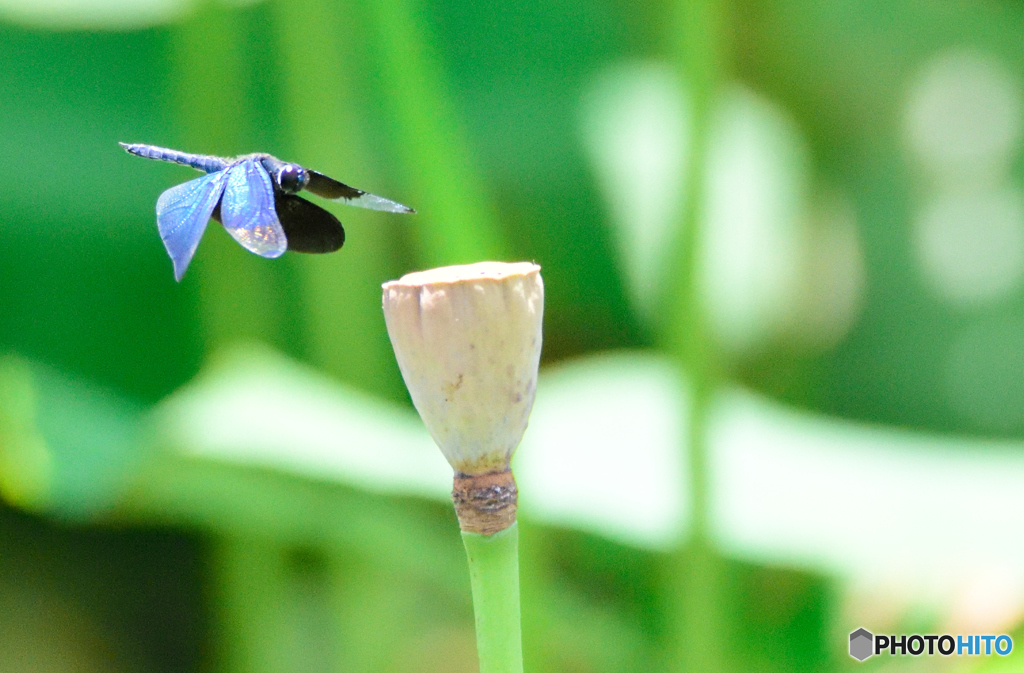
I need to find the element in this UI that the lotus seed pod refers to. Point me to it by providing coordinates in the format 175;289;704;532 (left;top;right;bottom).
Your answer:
383;262;543;533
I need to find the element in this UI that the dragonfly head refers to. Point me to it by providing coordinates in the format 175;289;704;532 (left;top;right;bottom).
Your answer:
276;163;310;194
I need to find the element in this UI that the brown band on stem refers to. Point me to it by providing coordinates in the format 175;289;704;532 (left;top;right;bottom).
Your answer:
452;470;518;535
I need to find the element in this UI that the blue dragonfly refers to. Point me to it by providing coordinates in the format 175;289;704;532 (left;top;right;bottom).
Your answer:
121;142;414;281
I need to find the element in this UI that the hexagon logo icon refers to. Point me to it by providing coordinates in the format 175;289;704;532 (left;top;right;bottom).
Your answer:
850;628;874;661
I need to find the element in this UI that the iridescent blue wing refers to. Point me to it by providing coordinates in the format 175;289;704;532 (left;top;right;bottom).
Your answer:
155;170;229;281
220;159;287;258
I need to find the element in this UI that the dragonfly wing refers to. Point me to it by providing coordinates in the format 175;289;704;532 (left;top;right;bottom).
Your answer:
155;170;229;281
221;159;288;258
305;170;415;214
275;192;345;253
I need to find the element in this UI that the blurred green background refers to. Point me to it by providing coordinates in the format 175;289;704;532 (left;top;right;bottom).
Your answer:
2;0;1024;671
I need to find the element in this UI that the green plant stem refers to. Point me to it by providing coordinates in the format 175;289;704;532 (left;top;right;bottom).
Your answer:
659;0;729;670
462;523;524;673
362;0;507;266
271;0;405;401
169;2;291;353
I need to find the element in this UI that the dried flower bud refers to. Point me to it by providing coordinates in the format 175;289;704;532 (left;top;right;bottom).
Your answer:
382;262;543;534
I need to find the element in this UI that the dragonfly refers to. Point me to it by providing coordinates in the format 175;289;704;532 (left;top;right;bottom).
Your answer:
121;142;414;281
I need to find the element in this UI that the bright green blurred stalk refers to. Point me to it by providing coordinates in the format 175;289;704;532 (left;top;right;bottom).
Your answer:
271;0;405;400
168;6;295;671
660;0;728;671
362;0;507;267
169;2;290;351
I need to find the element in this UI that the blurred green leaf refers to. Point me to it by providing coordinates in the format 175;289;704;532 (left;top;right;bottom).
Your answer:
0;354;144;515
151;343;450;500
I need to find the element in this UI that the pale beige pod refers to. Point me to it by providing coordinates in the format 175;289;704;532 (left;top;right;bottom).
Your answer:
382;262;544;534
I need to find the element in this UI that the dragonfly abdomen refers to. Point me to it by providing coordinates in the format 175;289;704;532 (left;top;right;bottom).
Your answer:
119;143;230;174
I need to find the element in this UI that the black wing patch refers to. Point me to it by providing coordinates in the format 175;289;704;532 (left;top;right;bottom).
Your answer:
305;170;364;201
213;193;344;253
275;192;346;254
